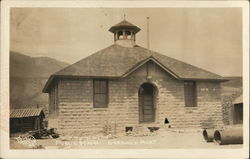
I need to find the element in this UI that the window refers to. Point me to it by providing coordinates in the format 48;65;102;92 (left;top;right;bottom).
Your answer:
93;79;108;108
49;84;58;115
184;81;196;107
118;31;123;40
125;31;131;39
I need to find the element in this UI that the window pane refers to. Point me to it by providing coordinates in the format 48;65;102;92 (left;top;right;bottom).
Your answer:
94;94;107;107
94;94;100;106
93;79;108;108
99;94;107;105
184;82;196;107
94;80;100;93
99;81;107;93
94;80;107;94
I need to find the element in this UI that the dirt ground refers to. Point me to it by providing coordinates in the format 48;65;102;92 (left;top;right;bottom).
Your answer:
10;129;243;149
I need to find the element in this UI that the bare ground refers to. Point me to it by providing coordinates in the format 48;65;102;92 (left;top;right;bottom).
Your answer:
10;129;242;149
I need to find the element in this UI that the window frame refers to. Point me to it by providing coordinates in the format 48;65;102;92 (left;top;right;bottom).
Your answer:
184;81;197;107
117;31;123;40
49;83;58;116
93;79;109;108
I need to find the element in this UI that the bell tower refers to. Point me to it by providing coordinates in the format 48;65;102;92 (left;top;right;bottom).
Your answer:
109;18;141;48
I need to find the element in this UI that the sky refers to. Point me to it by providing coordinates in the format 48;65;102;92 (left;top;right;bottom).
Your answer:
10;8;242;76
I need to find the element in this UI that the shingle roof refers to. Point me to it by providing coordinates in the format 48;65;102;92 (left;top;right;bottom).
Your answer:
43;44;225;93
10;108;45;118
109;20;141;33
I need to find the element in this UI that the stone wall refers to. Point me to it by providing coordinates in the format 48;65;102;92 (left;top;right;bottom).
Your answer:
50;61;224;135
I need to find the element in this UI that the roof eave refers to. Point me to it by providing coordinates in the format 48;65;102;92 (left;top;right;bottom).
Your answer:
181;78;229;82
42;75;55;93
109;26;141;33
43;75;122;93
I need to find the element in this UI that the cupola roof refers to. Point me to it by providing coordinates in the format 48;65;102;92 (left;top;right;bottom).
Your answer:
109;20;141;33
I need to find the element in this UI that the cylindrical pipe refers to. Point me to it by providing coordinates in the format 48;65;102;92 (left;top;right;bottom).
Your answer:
203;129;216;142
214;127;243;145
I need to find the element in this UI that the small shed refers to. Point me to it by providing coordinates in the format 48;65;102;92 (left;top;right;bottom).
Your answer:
232;95;243;124
10;108;45;133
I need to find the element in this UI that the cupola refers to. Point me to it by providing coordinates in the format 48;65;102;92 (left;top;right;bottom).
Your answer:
109;19;141;48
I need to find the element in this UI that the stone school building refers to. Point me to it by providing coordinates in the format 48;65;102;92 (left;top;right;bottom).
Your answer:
43;19;226;135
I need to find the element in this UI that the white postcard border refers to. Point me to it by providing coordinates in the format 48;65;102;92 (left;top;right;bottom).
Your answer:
1;1;249;158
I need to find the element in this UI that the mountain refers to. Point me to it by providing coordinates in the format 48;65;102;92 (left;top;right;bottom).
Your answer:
10;52;68;78
10;51;69;109
221;76;242;97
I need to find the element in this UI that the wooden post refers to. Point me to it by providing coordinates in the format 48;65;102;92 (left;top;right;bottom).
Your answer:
147;17;150;54
122;30;126;39
115;31;117;40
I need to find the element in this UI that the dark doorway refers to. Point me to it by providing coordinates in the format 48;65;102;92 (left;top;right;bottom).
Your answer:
234;103;243;124
139;83;156;123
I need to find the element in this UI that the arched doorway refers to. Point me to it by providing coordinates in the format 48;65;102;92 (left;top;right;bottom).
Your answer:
138;83;157;123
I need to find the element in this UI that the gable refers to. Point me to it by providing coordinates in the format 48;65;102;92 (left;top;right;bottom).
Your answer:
122;57;180;80
127;59;179;81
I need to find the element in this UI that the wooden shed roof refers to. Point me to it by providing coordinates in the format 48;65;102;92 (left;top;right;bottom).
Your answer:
10;108;45;118
43;44;226;93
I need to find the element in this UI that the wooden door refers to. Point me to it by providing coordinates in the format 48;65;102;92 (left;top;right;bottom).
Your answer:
139;83;155;123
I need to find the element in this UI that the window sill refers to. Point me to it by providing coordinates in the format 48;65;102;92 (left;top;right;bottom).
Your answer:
185;106;198;108
93;107;108;111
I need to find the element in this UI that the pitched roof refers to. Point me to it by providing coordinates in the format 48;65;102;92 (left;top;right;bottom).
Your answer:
233;94;243;104
43;44;225;93
109;20;141;33
10;108;44;118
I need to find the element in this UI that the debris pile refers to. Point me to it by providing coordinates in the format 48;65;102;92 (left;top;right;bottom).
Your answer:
28;128;59;139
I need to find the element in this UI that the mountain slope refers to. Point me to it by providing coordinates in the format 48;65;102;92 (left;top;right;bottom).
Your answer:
10;51;69;109
10;51;68;78
221;76;242;97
